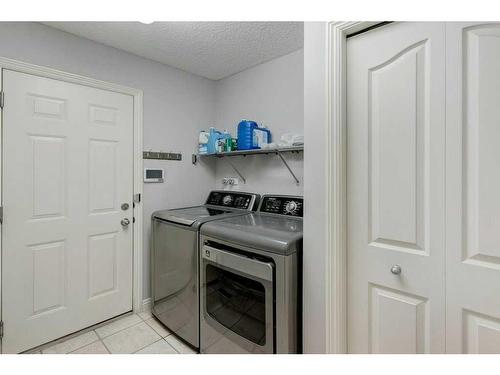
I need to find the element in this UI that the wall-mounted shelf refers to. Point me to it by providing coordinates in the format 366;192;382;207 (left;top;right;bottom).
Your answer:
192;146;303;185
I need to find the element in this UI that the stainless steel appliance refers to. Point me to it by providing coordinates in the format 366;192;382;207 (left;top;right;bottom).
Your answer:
151;191;259;350
199;195;303;354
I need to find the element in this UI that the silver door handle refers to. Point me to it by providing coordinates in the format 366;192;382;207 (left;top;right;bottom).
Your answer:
391;265;402;275
121;218;130;227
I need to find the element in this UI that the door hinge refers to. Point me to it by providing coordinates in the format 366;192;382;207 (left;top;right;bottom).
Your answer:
0;206;3;224
0;91;4;109
0;321;4;339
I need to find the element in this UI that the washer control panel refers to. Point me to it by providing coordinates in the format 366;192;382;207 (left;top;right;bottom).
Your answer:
259;196;304;217
205;191;258;210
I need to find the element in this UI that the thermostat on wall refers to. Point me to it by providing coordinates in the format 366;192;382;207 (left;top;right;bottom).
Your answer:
144;168;164;183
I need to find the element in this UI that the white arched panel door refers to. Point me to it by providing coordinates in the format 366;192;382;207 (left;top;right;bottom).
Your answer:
346;22;446;353
446;22;500;354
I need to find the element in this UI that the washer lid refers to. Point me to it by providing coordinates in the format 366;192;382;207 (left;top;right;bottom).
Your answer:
153;206;234;226
200;213;303;255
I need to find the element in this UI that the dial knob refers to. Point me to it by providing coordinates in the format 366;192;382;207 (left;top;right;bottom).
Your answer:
285;201;298;213
222;195;233;205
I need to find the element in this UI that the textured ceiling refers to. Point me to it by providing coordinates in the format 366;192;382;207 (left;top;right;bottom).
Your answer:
43;22;304;80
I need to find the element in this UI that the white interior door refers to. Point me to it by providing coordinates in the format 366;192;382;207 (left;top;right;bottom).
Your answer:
1;69;134;353
346;22;446;353
446;22;500;354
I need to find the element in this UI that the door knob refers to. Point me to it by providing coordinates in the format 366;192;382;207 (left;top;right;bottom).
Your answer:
121;218;130;227
390;265;402;275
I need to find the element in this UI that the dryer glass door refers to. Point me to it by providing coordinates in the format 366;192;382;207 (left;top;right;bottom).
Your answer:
201;245;274;353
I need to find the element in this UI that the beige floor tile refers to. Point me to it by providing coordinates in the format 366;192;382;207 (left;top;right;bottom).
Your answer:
135;339;178;354
95;314;142;339
42;331;99;354
145;318;171;338
103;322;161;354
70;340;109;354
24;350;42;354
138;311;153;321
165;334;197;354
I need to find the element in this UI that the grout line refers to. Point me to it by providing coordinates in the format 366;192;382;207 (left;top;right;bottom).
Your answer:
131;338;164;354
66;337;108;354
100;338;112;354
41;332;101;354
101;320;161;354
165;336;192;354
143;317;172;338
163;338;181;354
129;331;163;354
96;315;145;340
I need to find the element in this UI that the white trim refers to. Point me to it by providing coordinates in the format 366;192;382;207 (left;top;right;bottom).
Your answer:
132;84;144;314
142;298;152;313
325;21;382;354
0;69;3;353
0;57;145;352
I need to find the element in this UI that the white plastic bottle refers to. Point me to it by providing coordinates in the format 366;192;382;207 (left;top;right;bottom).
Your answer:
198;130;209;154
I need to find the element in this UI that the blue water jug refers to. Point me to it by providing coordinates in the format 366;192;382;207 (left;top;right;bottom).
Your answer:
237;120;271;150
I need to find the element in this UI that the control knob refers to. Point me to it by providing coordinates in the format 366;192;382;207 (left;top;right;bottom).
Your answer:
222;195;233;206
285;201;298;214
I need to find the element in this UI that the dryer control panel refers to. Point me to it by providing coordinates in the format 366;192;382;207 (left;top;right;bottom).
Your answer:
205;191;258;210
259;196;304;217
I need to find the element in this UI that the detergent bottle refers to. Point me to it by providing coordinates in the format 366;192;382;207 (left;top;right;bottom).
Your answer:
207;127;223;154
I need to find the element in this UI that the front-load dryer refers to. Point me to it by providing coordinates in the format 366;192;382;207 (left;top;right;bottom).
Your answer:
199;195;303;354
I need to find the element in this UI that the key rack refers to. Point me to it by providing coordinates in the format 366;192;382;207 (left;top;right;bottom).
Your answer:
192;146;303;185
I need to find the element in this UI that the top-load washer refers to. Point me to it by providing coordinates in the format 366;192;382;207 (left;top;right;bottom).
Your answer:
151;191;260;350
199;195;303;354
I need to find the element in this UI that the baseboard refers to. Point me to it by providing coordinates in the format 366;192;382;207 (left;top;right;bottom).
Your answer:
142;297;152;312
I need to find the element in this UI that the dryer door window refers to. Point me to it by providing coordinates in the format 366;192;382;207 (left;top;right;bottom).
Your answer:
206;264;267;345
201;244;274;353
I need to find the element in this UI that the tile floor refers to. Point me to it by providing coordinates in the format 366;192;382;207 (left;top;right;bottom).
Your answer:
28;311;197;354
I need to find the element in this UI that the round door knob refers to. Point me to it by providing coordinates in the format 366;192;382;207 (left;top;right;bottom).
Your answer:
121;218;130;227
391;265;402;275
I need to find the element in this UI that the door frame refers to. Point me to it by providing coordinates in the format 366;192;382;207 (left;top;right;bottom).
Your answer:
325;21;388;353
0;57;144;350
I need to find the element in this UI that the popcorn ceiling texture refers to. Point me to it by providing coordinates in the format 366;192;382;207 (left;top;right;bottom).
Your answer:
43;22;304;80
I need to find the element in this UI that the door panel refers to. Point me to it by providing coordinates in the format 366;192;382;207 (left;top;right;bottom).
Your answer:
32;241;66;315
446;22;500;354
369;41;425;250
347;22;446;353
1;70;134;353
369;285;427;354
31;136;66;218
463;310;500;354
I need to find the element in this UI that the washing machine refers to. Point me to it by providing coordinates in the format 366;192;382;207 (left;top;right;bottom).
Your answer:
151;191;260;350
199;195;303;354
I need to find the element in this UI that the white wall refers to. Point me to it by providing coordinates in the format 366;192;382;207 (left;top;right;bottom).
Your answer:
213;49;304;195
0;22;216;300
303;22;329;353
